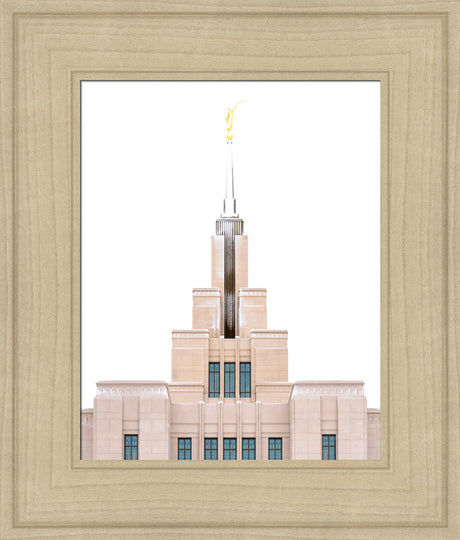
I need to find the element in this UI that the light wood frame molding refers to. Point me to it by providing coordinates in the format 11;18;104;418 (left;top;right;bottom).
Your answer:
1;1;458;538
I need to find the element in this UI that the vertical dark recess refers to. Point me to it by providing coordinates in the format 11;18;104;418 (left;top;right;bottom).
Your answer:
216;218;244;338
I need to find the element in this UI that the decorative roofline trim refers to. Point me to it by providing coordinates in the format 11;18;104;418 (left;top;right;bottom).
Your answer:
193;288;221;296
239;288;267;296
172;329;210;338
250;330;288;338
292;381;365;397
96;381;169;397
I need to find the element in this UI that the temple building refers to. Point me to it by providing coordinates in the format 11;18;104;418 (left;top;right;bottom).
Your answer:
81;112;380;461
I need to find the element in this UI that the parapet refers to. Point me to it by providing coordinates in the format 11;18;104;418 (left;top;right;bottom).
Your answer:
291;381;365;398
96;381;170;398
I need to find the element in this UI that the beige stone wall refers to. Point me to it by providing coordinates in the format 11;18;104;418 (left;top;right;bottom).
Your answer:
321;395;338;435
81;229;380;461
83;381;378;460
290;382;369;460
171;330;209;387
170;400;290;460
235;235;248;334
250;331;289;398
337;396;368;460
170;403;201;459
211;235;224;294
192;288;221;338
169;383;205;404
139;394;170;460
290;396;322;459
260;403;291;460
238;288;267;338
93;395;123;460
92;382;170;460
255;383;292;404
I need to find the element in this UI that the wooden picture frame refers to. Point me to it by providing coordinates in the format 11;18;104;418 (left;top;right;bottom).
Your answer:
1;1;458;537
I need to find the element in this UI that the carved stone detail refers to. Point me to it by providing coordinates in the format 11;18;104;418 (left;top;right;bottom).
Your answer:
96;383;168;396
172;330;210;338
193;289;221;296
292;383;364;396
239;288;267;296
250;330;288;338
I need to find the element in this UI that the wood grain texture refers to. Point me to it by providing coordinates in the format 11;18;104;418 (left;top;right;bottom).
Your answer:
0;0;458;537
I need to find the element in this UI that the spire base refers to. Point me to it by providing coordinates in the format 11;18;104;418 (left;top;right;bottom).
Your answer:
221;198;239;218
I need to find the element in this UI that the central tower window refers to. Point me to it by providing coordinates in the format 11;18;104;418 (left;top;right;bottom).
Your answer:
224;362;235;397
208;362;220;398
240;362;251;398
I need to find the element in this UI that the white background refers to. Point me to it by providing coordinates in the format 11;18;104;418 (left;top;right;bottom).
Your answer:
81;81;380;409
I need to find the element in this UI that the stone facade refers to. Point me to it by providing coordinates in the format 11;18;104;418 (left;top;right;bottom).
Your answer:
81;219;380;461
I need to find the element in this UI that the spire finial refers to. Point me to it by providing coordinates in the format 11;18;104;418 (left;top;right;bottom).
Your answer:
222;101;243;218
225;100;243;141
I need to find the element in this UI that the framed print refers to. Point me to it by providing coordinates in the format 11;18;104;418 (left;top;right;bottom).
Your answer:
1;1;459;538
80;80;381;463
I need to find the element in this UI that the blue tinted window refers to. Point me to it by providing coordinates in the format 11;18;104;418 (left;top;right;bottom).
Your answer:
224;363;235;397
268;437;282;460
124;434;138;460
178;438;191;460
204;438;218;460
240;362;251;398
223;438;237;460
242;438;255;460
322;434;336;460
209;363;220;398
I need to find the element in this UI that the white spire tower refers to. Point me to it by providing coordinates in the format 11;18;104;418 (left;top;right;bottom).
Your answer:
216;101;244;338
222;140;238;217
221;100;242;218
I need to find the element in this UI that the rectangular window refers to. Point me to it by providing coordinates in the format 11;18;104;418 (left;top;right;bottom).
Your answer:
208;362;220;398
268;437;282;460
240;362;251;398
322;434;336;460
178;437;191;460
204;438;218;460
224;362;235;397
242;437;255;460
124;434;138;460
223;438;237;460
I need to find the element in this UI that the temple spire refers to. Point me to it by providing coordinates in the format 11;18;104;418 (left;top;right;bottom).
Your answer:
222;141;238;217
221;101;242;218
217;101;244;338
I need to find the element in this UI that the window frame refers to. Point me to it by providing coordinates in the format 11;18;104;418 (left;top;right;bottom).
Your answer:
208;362;220;398
204;437;218;460
242;437;256;460
124;434;138;460
224;362;236;397
268;437;282;460
322;434;337;460
223;437;237;460
178;437;192;460
239;362;251;398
